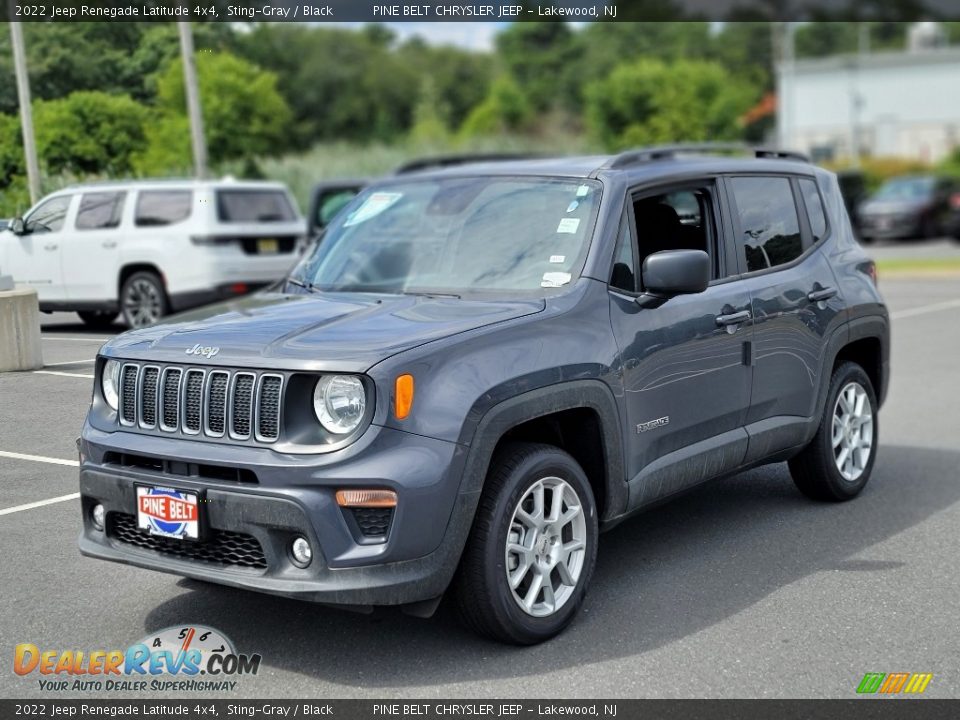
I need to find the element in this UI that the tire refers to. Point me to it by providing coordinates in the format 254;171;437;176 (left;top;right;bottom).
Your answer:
789;362;878;502
455;442;598;645
922;215;939;240
77;311;117;329
120;271;168;329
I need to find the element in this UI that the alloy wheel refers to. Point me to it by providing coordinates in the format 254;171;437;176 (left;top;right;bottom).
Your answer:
123;278;163;328
504;476;587;618
831;381;874;482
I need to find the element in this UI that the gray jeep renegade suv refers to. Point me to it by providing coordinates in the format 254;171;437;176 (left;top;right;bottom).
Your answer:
79;146;889;644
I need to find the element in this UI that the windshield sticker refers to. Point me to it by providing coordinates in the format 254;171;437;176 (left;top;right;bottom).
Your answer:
566;200;580;213
576;184;591;197
343;192;402;227
541;272;572;288
549;255;566;264
556;218;581;234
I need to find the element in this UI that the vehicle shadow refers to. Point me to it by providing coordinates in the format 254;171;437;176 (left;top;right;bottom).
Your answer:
144;443;960;688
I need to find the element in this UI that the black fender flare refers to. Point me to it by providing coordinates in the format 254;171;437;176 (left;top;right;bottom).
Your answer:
457;379;627;522
808;313;889;444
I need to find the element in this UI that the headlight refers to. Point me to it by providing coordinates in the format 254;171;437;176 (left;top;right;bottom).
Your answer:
102;359;121;411
313;375;366;435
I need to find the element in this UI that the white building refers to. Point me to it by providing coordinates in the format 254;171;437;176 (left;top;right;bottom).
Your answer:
777;38;960;163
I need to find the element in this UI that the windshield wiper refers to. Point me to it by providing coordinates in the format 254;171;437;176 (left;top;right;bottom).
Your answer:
286;277;319;294
402;290;461;300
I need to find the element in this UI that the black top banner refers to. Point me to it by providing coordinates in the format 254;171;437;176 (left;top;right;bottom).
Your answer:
4;0;960;22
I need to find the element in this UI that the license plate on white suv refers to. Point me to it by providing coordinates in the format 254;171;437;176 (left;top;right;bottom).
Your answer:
136;486;200;540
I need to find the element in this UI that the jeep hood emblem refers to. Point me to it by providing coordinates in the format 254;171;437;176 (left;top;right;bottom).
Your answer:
185;344;220;359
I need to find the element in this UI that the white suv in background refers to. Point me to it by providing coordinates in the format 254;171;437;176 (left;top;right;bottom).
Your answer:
0;179;306;328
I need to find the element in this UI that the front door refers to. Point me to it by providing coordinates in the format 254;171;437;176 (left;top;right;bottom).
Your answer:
4;194;74;302
608;180;753;510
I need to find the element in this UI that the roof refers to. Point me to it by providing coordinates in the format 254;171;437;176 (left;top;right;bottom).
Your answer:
376;146;814;184
58;178;290;192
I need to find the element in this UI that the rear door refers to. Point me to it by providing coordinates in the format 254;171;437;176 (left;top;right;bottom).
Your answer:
61;190;126;302
608;178;754;509
726;174;843;462
4;194;74;302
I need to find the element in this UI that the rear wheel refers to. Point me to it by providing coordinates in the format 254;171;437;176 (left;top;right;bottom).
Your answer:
77;311;117;329
789;362;878;501
120;271;168;329
455;443;598;644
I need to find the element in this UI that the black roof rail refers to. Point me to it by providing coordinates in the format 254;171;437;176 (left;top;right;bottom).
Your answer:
394;153;541;175
604;143;809;170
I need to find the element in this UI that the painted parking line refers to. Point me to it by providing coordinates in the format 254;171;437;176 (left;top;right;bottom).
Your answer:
0;493;80;517
891;298;960;320
33;370;95;379
43;358;95;367
0;450;79;467
41;336;111;343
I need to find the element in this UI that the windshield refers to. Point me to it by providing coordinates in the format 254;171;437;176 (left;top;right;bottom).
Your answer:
291;176;601;295
873;177;935;201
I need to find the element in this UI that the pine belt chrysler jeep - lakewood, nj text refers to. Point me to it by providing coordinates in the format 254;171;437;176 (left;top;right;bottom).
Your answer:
78;147;889;644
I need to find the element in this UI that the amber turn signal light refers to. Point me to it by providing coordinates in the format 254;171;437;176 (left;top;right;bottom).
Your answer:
394;374;414;420
335;489;397;508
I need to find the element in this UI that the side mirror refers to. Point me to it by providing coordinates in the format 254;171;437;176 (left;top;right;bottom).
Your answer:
641;249;710;296
10;217;25;235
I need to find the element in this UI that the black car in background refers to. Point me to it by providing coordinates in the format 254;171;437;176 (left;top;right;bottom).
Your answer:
858;175;957;242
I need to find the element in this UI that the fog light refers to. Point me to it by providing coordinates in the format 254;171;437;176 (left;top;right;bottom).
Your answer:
291;536;312;567
91;504;105;532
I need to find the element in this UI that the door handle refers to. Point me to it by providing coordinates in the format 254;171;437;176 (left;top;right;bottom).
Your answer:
43;243;58;251
102;241;118;249
807;287;837;302
715;310;751;327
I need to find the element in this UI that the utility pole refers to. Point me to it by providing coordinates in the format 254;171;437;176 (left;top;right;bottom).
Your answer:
177;22;208;179
9;20;41;206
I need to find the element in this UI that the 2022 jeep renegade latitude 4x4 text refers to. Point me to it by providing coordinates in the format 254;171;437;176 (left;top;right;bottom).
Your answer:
79;148;889;644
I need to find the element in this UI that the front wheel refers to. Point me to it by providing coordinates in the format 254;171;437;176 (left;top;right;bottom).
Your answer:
120;271;168;329
789;362;878;501
455;443;598;644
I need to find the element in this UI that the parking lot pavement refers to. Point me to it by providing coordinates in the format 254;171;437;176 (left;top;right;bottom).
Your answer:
2;281;959;699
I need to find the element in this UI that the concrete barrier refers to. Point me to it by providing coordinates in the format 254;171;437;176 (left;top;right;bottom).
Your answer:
0;287;43;372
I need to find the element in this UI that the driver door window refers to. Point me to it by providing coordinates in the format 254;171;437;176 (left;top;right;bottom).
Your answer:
25;195;72;234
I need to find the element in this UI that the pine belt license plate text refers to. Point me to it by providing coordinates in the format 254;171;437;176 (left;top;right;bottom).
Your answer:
258;238;279;254
136;485;200;540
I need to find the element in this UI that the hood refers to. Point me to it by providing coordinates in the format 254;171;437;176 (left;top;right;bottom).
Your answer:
102;291;544;372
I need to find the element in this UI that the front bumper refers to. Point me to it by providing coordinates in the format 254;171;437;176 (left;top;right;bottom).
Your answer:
78;424;479;606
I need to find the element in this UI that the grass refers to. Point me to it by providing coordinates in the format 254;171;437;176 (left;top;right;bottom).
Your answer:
876;257;960;275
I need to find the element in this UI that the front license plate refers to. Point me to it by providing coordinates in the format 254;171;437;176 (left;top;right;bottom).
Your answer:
136;486;200;540
257;238;279;254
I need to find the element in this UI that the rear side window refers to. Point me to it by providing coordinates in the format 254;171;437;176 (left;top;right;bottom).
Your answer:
216;190;296;223
799;178;828;243
76;191;125;230
730;177;802;273
135;190;193;227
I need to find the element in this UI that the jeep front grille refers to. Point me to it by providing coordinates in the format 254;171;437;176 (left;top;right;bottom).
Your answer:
117;363;283;444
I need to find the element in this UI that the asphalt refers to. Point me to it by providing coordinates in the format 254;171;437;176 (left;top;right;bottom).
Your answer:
1;269;959;700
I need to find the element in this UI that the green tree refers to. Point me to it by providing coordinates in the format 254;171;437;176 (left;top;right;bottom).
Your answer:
136;50;290;174
586;59;758;150
409;77;450;145
460;75;532;137
495;21;580;112
33;91;148;176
